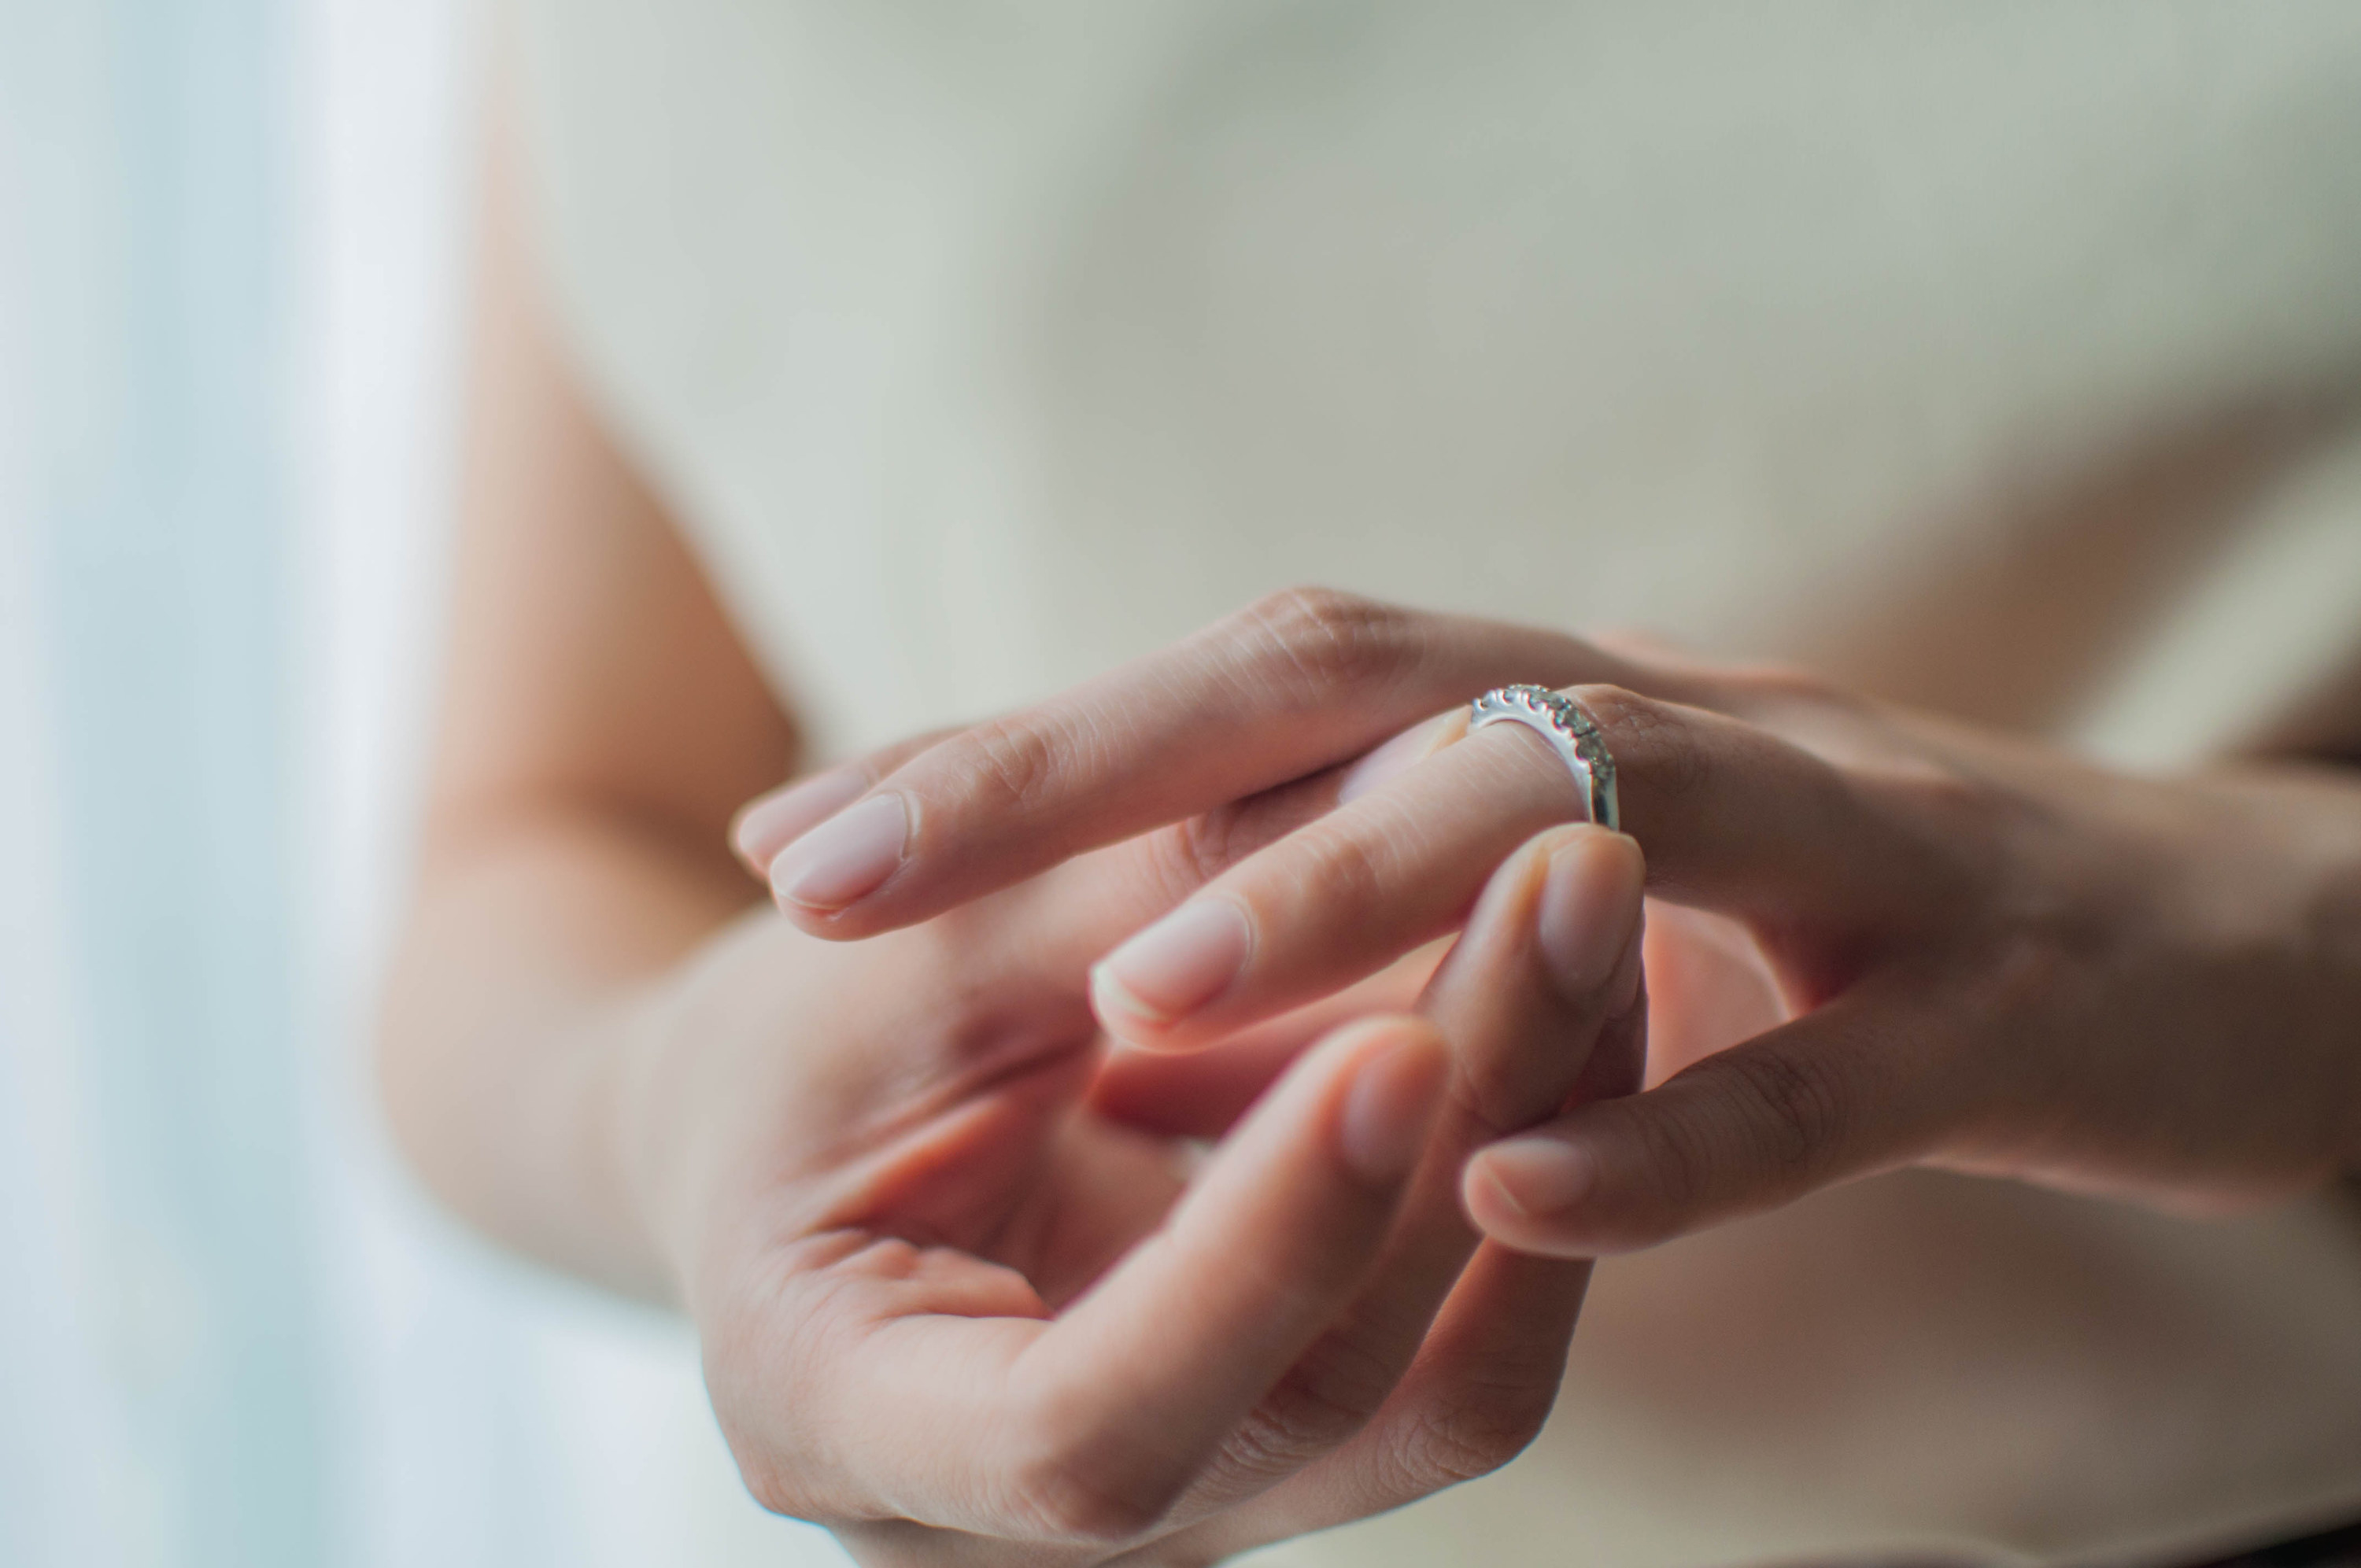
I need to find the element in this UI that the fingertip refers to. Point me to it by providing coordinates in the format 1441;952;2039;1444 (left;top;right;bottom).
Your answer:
767;791;911;916
730;766;871;876
1088;899;1255;1042
1462;1135;1597;1240
1461;1113;1724;1258
727;801;773;874
1454;821;1575;945
1543;821;1646;892
1327;1016;1450;1186
1088;962;1191;1052
1465;1159;1583;1256
1534;828;1646;1002
1501;820;1644;900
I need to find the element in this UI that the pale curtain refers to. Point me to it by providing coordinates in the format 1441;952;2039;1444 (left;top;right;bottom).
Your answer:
0;2;838;1563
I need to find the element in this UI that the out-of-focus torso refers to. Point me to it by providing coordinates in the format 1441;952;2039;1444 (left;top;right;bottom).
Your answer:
514;6;2361;1562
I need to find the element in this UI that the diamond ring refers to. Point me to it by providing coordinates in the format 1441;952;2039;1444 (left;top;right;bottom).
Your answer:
1468;685;1620;832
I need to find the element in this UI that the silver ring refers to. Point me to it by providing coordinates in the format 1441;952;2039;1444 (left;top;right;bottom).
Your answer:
1468;685;1620;832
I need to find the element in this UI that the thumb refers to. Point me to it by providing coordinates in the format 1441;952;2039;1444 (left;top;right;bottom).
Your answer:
1465;990;1938;1254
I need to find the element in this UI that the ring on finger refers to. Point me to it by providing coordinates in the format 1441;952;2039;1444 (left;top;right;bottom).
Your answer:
1468;685;1620;832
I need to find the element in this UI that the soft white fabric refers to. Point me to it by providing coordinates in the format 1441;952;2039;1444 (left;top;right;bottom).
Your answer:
512;5;2361;1562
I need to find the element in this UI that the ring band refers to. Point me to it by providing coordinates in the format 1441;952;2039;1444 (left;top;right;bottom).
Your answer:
1468;685;1620;832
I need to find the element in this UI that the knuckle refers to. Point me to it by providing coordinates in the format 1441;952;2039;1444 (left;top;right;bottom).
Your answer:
1004;1458;1164;1544
1883;767;2044;935
1614;1106;1719;1243
1228;1337;1397;1474
1453;1039;1543;1146
1392;1382;1554;1488
999;1394;1169;1542
702;1267;852;1524
1159;805;1250;897
1882;758;2012;844
950;714;1079;821
1715;659;1851;712
1237;586;1421;700
1981;914;2101;1031
1284;816;1389;915
1005;1459;1165;1544
1719;1048;1849;1179
1155;773;1341;904
736;1459;811;1522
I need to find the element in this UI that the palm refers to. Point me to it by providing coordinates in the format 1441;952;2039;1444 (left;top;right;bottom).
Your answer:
692;749;1642;1561
860;1056;1193;1314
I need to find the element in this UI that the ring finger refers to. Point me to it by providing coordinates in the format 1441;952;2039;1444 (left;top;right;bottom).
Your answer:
1087;684;1918;1052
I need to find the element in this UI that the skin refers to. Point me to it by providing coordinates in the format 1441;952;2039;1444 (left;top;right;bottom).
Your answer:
389;128;2361;1568
763;592;2361;1255
383;149;1652;1565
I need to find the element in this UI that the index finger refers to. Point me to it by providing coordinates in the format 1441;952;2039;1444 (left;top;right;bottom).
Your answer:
768;588;1642;935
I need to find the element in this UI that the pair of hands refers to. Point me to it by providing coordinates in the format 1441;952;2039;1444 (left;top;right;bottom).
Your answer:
637;588;2361;1565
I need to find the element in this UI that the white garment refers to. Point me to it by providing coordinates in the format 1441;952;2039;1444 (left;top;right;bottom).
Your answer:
512;5;2361;1562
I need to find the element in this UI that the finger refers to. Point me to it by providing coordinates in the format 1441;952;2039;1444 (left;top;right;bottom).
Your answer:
1343;1235;1594;1493
765;589;1649;932
730;727;959;876
1155;831;1648;1548
1085;939;1445;1140
1387;1000;1649;1434
774;765;1377;1134
1173;1230;1613;1559
1466;983;1937;1254
982;1016;1448;1540
1196;831;1642;1502
1091;684;1934;1052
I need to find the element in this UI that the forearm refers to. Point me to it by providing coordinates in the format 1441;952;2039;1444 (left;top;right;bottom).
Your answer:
379;797;756;1302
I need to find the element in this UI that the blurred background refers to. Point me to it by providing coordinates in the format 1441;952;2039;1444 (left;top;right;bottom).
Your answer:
0;4;838;1562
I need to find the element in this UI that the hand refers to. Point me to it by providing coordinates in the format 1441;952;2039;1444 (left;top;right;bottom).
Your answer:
629;748;1647;1565
757;587;2361;1257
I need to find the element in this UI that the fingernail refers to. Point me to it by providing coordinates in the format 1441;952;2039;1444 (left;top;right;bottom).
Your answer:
1093;900;1253;1024
731;768;869;873
1336;717;1447;806
1536;836;1643;1003
1478;1137;1594;1217
1602;921;1646;1021
1337;1028;1447;1182
770;792;908;911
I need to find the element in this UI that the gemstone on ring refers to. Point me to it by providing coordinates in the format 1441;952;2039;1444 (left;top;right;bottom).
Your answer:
1468;684;1621;832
